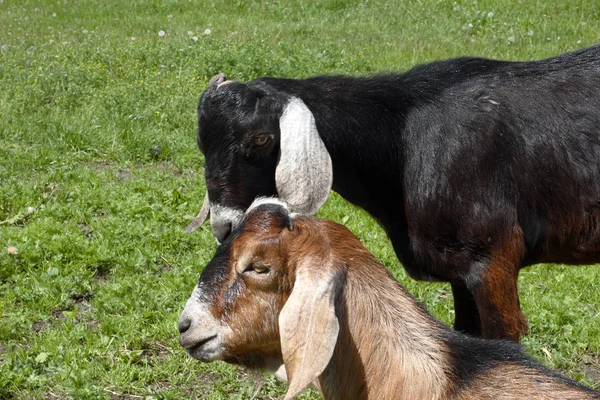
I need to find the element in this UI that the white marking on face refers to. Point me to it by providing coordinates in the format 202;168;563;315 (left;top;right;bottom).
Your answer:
246;197;292;214
179;284;227;361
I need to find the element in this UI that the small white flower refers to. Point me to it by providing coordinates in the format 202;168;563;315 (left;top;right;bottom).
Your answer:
204;28;211;35
577;40;582;44
52;12;57;17
1;44;8;51
453;4;460;11
487;11;494;18
131;37;136;40
82;29;88;34
192;36;198;41
507;36;515;43
158;30;165;37
528;29;533;36
187;31;193;36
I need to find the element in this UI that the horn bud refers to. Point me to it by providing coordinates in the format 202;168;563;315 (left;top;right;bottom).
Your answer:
185;194;211;233
208;73;227;88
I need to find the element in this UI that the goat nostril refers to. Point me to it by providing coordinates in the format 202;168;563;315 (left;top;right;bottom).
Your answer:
178;318;192;334
214;222;232;243
222;223;232;240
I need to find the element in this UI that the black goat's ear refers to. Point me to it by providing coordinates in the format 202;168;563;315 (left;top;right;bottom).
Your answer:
276;97;333;215
208;73;227;88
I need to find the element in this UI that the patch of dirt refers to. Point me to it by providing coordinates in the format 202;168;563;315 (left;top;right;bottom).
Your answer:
153;257;173;275
581;354;600;381
92;261;114;282
71;292;93;304
151;380;174;393
582;364;600;381
85;319;100;330
92;209;109;217
52;309;66;321
77;223;94;239
159;160;182;176
140;341;172;366
69;293;99;327
117;169;132;180
32;320;49;332
191;370;223;397
102;387;148;399
88;161;113;173
93;275;109;286
45;390;68;399
39;293;95;330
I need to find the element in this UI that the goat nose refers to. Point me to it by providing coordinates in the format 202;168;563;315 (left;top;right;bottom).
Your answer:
178;317;192;334
212;221;232;243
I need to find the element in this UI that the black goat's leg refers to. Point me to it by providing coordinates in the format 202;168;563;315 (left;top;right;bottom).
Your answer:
451;282;482;337
471;233;528;342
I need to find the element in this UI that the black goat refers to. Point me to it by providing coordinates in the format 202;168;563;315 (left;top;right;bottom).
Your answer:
187;45;600;341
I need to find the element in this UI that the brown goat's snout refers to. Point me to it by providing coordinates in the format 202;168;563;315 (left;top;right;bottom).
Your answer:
178;286;225;362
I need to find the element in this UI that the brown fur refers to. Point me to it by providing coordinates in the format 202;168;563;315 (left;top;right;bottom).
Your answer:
457;364;599;400
476;226;528;340
180;205;600;399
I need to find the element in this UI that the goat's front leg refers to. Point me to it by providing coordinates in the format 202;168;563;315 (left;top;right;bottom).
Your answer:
471;242;528;342
451;282;481;337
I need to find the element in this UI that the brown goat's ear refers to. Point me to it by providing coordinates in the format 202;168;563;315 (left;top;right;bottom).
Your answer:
276;97;333;215
279;261;341;399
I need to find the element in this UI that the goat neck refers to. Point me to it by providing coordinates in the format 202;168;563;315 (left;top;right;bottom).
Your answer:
303;221;451;399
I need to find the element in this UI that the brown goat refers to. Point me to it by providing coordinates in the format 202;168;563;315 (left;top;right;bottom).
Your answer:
179;199;600;400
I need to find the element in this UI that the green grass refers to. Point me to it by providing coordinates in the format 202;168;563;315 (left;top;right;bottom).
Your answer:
1;0;599;398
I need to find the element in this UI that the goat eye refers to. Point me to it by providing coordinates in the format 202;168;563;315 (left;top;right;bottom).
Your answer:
249;264;269;274
253;135;270;147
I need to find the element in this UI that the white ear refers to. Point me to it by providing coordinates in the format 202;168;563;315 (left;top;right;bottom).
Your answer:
276;97;333;215
279;261;341;400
